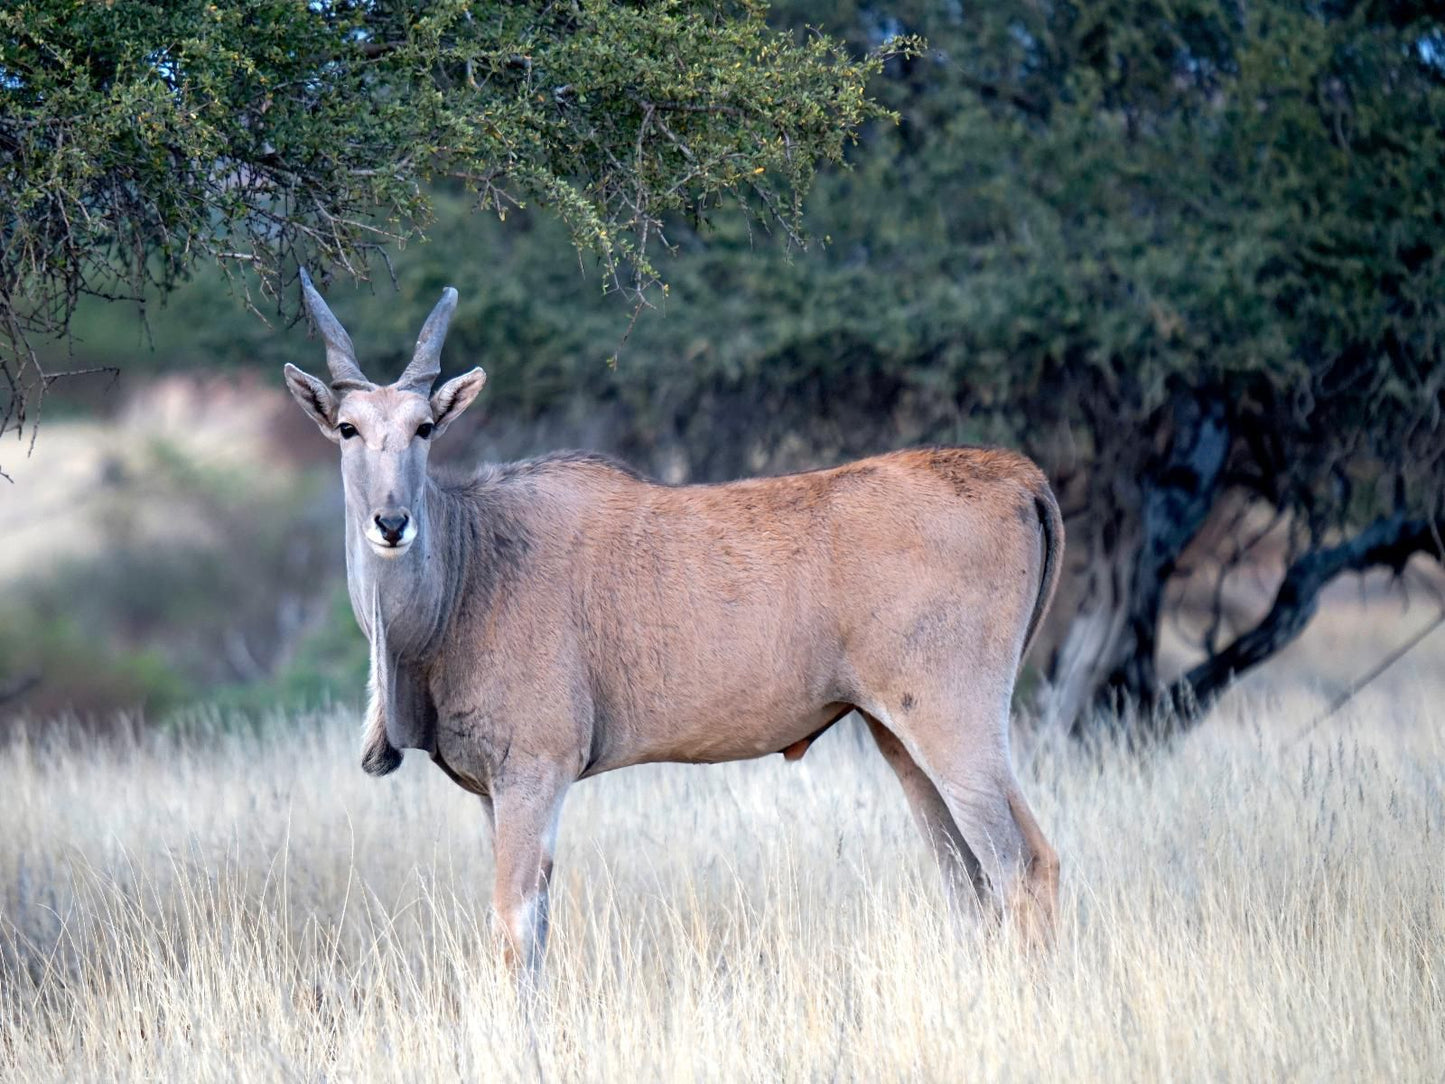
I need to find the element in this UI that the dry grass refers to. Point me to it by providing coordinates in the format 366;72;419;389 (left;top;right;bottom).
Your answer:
10;372;1443;1081
2;652;1442;1083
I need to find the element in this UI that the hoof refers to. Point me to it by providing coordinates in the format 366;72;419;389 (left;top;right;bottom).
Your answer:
362;741;403;777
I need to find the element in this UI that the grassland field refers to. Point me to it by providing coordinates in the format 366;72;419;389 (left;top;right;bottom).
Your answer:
1;593;1442;1082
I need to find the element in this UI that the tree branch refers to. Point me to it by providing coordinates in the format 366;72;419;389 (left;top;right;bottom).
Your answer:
1164;514;1445;726
0;670;41;707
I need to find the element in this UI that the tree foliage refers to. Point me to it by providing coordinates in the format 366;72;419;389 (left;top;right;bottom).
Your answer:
7;0;1444;731
767;0;1445;730
0;0;896;464
352;0;1439;731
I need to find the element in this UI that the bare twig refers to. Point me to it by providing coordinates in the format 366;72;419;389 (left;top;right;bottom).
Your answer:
1284;608;1445;748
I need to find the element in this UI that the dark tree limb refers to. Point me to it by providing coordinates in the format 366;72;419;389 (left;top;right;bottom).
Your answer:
1163;514;1445;728
957;73;1050;119
0;670;41;707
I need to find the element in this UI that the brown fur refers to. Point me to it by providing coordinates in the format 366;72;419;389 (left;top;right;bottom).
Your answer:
415;446;1064;966
284;286;1064;981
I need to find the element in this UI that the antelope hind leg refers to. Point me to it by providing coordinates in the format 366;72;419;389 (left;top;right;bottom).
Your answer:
864;713;989;921
936;765;1058;947
887;701;1059;947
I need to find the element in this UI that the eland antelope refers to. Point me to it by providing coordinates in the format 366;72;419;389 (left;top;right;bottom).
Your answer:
283;271;1064;979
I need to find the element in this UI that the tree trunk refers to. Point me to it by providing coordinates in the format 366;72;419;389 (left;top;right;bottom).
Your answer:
1052;392;1231;734
1036;518;1138;734
1034;379;1445;741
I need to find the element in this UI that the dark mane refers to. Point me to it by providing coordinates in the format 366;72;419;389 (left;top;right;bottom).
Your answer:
430;449;651;499
498;450;650;483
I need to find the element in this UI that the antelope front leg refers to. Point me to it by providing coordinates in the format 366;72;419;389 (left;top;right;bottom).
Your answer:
489;771;569;986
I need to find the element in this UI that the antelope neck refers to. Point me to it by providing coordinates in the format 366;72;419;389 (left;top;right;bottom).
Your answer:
344;476;460;662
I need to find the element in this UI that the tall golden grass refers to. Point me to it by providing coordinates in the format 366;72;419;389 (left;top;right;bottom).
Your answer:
2;603;1442;1081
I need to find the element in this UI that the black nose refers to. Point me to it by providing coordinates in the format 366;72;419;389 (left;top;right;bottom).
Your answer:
374;512;410;545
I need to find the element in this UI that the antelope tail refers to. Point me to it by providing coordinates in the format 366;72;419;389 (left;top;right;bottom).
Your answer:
1020;481;1065;666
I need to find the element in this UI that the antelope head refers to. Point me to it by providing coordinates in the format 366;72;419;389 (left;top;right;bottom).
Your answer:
283;269;487;558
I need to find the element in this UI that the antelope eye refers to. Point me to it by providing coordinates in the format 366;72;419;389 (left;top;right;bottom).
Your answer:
338;422;358;439
416;422;434;440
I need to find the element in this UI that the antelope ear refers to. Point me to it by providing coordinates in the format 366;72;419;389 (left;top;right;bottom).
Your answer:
429;367;487;436
283;363;341;442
